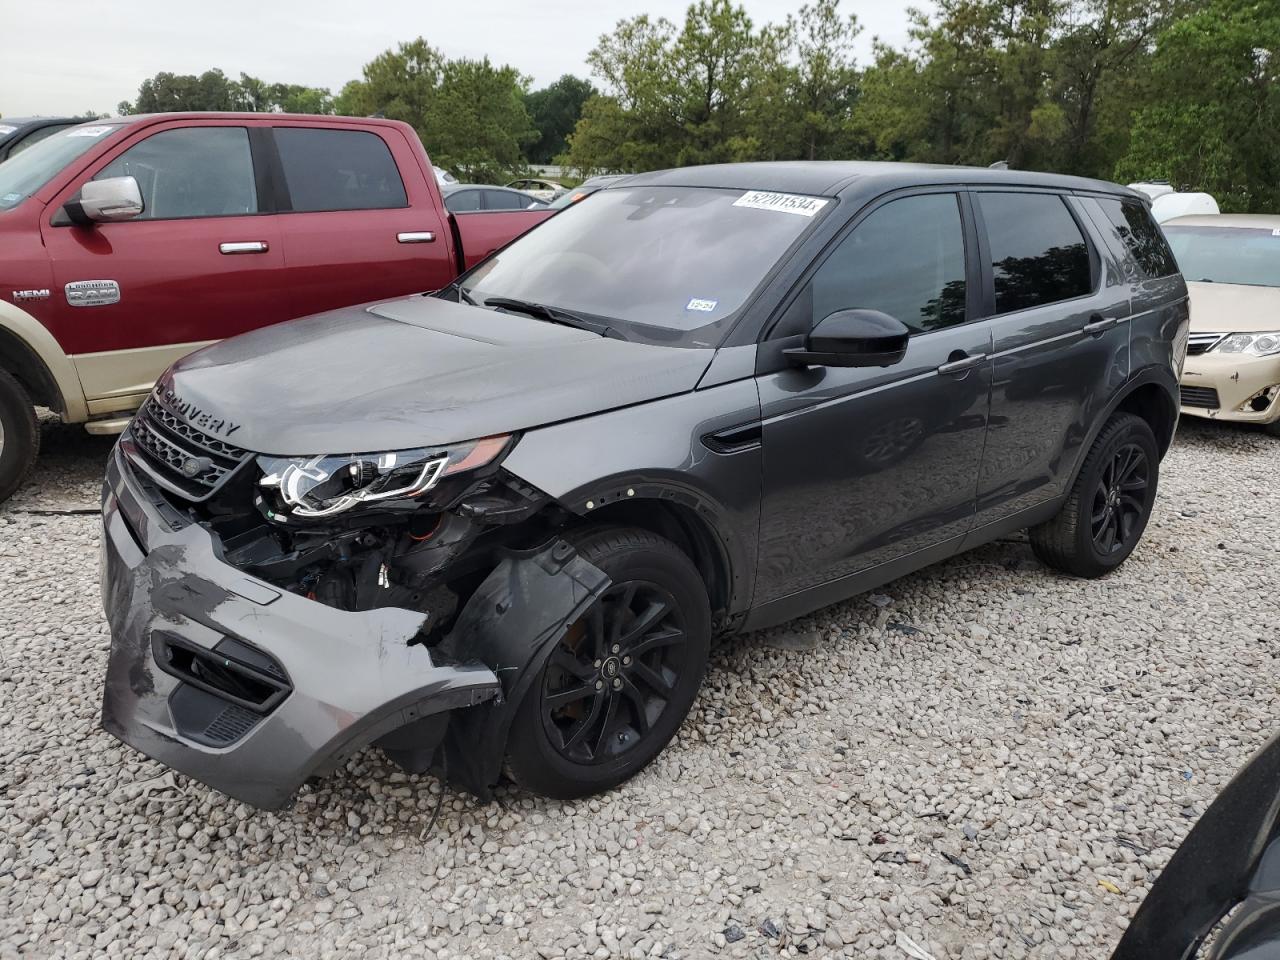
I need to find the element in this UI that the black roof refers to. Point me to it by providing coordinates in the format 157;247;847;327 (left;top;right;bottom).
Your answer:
0;116;79;129
621;161;1137;200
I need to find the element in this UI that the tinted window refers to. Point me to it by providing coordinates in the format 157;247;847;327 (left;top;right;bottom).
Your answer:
810;193;967;334
274;128;407;212
1097;198;1178;278
445;189;481;213
979;192;1092;313
1164;226;1280;288
96;127;257;220
483;189;530;211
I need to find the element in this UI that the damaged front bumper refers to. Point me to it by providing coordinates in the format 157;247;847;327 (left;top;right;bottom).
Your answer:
99;446;607;809
1181;351;1280;424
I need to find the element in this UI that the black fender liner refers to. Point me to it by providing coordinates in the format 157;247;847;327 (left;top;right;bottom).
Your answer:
435;538;610;798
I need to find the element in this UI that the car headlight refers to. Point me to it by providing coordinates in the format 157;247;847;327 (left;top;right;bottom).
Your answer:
1212;332;1280;357
257;435;511;519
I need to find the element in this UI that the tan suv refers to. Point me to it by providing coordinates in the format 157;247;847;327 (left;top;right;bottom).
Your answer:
1163;214;1280;435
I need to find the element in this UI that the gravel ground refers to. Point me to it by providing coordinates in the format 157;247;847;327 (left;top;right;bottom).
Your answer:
1;415;1277;960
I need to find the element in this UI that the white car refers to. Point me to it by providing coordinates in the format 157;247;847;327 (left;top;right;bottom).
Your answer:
1164;214;1280;435
506;178;565;203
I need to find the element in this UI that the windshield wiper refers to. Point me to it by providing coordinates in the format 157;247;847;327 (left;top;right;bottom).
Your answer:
483;297;619;338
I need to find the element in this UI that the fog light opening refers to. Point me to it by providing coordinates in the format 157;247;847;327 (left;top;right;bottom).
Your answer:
1238;385;1280;414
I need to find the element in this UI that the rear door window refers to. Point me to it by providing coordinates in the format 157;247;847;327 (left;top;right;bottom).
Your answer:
483;189;533;211
274;128;407;212
95;126;258;220
978;192;1092;313
1095;197;1179;279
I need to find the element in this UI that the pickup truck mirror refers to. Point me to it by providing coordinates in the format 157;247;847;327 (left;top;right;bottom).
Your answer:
64;176;144;225
783;309;911;368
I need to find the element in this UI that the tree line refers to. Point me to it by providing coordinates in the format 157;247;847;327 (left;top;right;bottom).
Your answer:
116;0;1278;210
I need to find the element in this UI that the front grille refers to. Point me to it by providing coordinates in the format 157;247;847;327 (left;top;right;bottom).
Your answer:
127;396;252;501
1180;385;1221;408
1186;333;1223;356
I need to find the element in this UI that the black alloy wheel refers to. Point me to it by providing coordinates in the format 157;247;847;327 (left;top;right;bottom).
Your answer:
504;527;711;799
1090;442;1151;557
541;580;688;765
1030;411;1160;578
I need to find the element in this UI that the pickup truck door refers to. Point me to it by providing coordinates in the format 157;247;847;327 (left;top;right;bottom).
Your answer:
41;120;286;412
452;206;555;270
267;124;457;318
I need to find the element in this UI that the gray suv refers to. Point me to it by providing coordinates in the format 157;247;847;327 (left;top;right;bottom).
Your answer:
99;162;1189;808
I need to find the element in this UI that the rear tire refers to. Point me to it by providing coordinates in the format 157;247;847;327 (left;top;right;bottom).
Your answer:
0;369;38;505
1030;412;1158;578
504;526;711;800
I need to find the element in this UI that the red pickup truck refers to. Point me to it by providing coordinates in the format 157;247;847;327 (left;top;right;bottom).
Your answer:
0;113;553;503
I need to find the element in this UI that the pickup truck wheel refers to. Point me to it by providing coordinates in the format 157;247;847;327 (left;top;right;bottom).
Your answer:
504;527;711;800
1029;412;1158;578
0;369;38;505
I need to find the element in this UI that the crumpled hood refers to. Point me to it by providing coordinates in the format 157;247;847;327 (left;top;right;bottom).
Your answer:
1187;281;1280;334
160;296;714;455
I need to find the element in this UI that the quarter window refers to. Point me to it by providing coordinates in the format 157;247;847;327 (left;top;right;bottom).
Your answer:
274;128;407;212
484;189;533;211
1095;197;1178;279
979;192;1092;313
95;127;257;220
809;193;968;333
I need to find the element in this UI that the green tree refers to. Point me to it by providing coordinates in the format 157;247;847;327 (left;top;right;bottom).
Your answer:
119;69;333;115
524;75;597;164
788;0;862;160
336;39;536;180
1115;0;1280;211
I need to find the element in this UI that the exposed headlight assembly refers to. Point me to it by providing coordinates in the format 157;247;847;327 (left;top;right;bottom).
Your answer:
1212;332;1280;357
258;435;511;519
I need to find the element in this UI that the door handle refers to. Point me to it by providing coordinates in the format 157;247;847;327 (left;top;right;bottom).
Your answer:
1082;315;1118;336
397;231;436;244
936;353;988;376
219;241;269;255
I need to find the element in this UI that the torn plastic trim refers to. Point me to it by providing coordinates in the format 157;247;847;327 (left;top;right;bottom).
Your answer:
99;446;504;810
432;538;611;799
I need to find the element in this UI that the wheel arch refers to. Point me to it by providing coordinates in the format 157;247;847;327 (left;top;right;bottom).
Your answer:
1067;368;1178;492
0;300;87;421
571;495;737;633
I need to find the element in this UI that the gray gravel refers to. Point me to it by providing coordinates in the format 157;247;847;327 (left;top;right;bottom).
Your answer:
2;416;1277;959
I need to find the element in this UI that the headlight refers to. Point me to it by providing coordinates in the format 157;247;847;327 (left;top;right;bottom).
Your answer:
1212;332;1280;357
257;435;511;519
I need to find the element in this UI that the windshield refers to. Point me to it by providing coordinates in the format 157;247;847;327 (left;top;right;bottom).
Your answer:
459;185;830;347
1164;225;1280;288
0;123;123;211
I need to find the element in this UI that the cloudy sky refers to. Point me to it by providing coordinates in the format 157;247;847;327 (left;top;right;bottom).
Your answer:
1;0;923;117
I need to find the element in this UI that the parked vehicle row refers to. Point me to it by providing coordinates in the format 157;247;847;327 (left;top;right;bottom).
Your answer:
0;116;83;161
0;113;552;503
99;162;1187;809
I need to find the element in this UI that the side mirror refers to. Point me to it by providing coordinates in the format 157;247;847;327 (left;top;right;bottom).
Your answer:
784;309;911;368
64;176;144;225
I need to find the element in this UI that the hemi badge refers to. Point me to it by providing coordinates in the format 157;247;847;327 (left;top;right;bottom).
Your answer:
11;289;50;302
65;279;121;307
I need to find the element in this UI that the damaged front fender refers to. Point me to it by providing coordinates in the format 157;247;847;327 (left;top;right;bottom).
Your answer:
431;539;610;798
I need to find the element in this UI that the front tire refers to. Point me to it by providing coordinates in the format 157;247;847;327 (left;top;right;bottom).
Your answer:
504;526;711;800
1030;412;1159;578
0;369;38;505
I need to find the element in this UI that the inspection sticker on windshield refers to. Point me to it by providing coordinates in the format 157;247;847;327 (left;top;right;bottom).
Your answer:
686;297;718;313
68;126;112;138
733;190;829;217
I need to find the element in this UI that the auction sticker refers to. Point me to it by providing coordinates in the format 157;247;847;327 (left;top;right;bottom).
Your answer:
733;190;829;217
0;125;15;136
68;126;112;138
